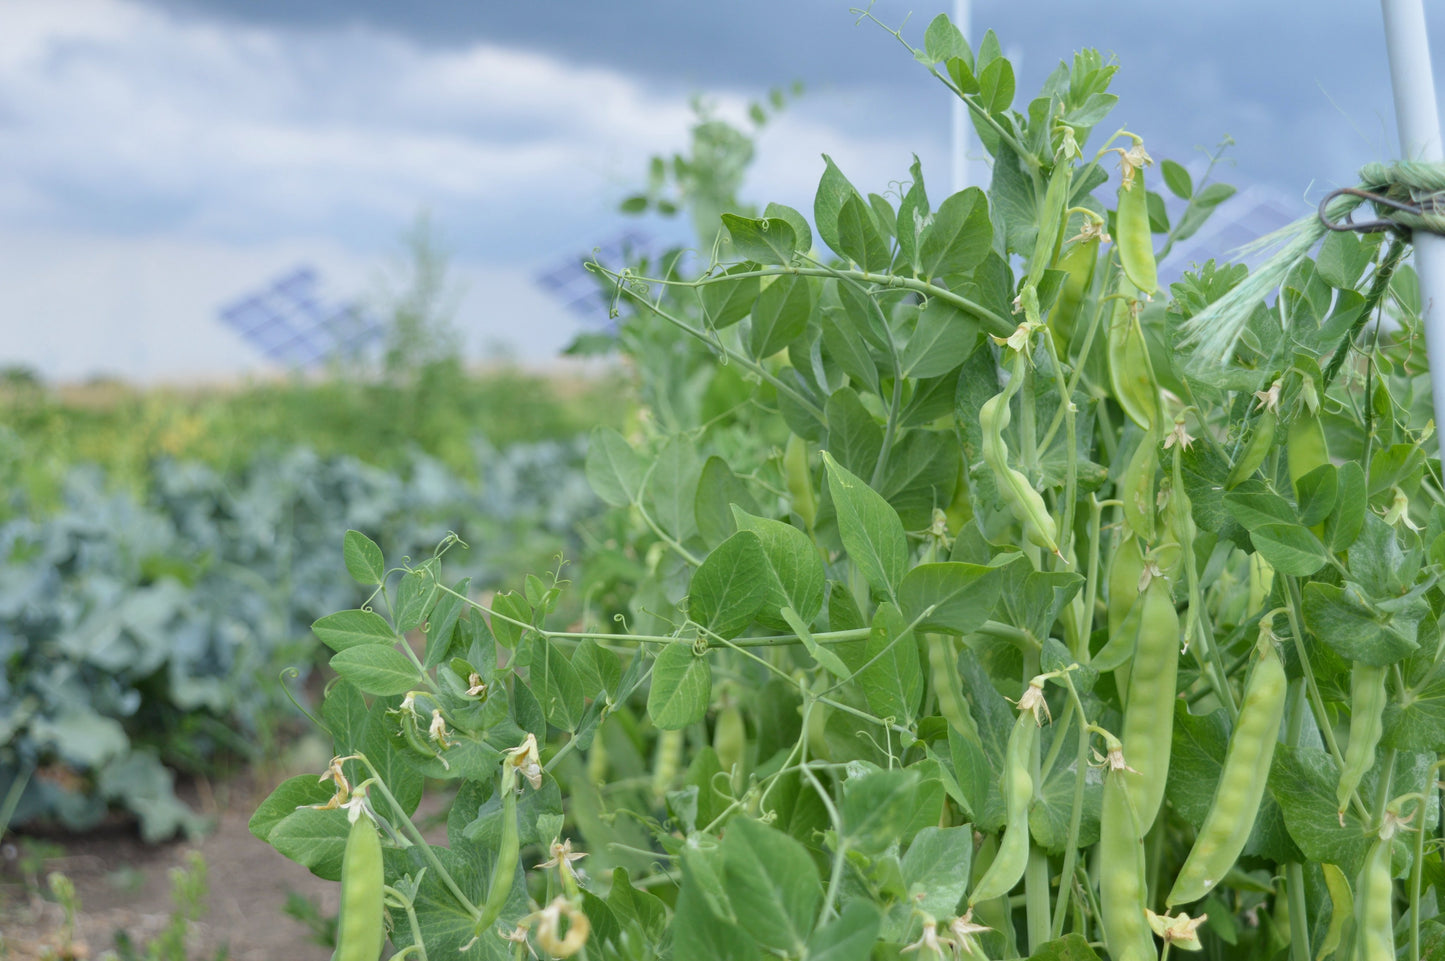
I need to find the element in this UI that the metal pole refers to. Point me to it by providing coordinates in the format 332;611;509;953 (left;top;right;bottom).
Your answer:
1381;0;1445;431
951;0;971;194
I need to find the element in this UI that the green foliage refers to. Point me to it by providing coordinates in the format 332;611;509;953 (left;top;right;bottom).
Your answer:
256;13;1444;961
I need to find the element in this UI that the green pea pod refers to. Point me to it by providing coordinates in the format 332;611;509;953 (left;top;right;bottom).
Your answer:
1121;573;1180;833
1225;408;1278;489
714;705;746;793
1028;159;1073;287
1120;430;1159;542
969;710;1037;904
927;634;979;742
1315;863;1353;961
1047;237;1099;354
981;382;1059;555
479;770;521;928
1100;761;1157;961
1166;637;1287;907
335;810;385;961
1286;412;1329;495
784;434;817;530
1106;534;1146;640
1355;835;1395;961
1116;169;1158;294
1336;662;1387;817
1107;287;1158;431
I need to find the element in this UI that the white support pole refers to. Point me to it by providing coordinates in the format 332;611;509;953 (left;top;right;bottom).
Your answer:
1381;0;1445;431
951;0;971;194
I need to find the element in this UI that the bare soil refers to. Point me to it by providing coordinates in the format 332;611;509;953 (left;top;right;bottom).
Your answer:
0;771;337;961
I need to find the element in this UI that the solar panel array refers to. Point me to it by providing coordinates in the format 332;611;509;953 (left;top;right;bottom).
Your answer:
218;266;383;368
534;230;656;326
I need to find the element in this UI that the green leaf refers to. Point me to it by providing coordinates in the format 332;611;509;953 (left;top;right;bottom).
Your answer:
901;825;973;918
312;609;400;652
689;530;771;639
394;564;439;633
923;13;969;65
342;530;385;585
785;605;853;680
694;456;760;549
1250;523;1330;576
529;635;584;731
329;645;423;697
1174;182;1237;243
1222;485;1298;529
1268;745;1374;877
720;818;823;955
1383;671;1445;751
648;643;712;730
840;765;923;855
721;213;797;265
488;590;531;650
860;602;923;722
900;299;980;379
1316;229;1372;289
824;387;883;480
731;508;826;631
1160;160;1193;200
946;56;980;97
822;451;908;597
1302;581;1420;665
899;562;1002;635
805;901;881;961
764;202;813;255
267;807;350;881
645;436;702;543
586;426;645;507
249;774;335;843
1027;933;1104;961
699;264;762;329
836;194;890;271
918;187;992;278
1325;460;1367;550
571;638;622;698
749;273;815;359
1295;464;1338;527
815;155;862;256
422;578;471;668
978;57;1015;114
821;307;881;395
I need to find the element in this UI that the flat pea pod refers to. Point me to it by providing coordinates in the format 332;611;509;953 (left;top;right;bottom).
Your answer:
1099;761;1157;961
927;634;978;741
1107;285;1158;431
1028;159;1073;287
1336;662;1387;818
1106;534;1146;640
1225;408;1277;489
713;704;746;793
1166;638;1287;907
980;366;1060;554
1315;862;1353;961
1355;835;1395;961
1286;411;1329;496
784;434;817;530
1120;574;1180;833
334;809;385;961
479;771;521;928
1119;430;1159;541
969;709;1037;905
1116;167;1158;294
1048;237;1099;354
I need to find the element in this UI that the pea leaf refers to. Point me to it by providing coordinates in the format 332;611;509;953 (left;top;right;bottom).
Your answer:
821;307;881;395
1026;934;1104;961
923;13;969;65
1268;745;1373;876
695;457;760;548
1161;160;1193;200
805;901;881;961
859;602;923;722
815;155;864;256
840;765;922;855
312;609;399;652
1249;523;1329;576
731;508;826;631
329;645;423;697
342;529;385;585
698;263;762;329
836;194;891;271
901;825;973;918
645;436;702;544
824;387;883;481
1383;671;1445;751
422;577;470;668
267;807;349;881
764;202;813;255
721;213;797;265
1302;581;1421;665
249;774;335;843
586;426;645;507
918;187;991;278
749;273;815;359
394;564;440;633
689;530;770;639
720;818;823;955
822;451;908;597
899;561;1003;635
529;635;584;732
899;299;981;379
648;643;712;730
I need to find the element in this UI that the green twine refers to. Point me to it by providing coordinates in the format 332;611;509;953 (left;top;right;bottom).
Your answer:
1177;161;1445;368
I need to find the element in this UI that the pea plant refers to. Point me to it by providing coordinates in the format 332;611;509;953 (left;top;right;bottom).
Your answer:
252;13;1445;961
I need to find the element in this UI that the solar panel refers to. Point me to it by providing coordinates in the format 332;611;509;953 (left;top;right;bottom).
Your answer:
218;266;384;368
534;230;657;326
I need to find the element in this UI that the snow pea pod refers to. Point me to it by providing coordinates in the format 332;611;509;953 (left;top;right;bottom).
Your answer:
1099;741;1157;961
334;806;385;961
1116;152;1157;295
1355;834;1395;961
1121;572;1180;833
969;705;1038;905
1166;633;1287;907
1336;662;1387;819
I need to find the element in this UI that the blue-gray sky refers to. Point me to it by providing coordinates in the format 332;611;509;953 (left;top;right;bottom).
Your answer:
1;0;1440;380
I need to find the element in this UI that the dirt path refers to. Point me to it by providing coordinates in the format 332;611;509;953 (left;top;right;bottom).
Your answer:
1;774;335;961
